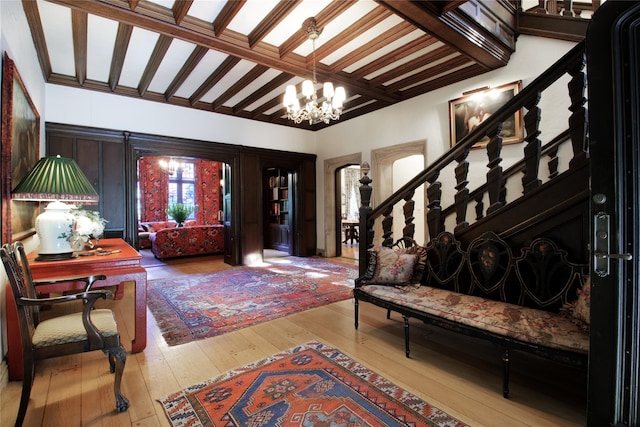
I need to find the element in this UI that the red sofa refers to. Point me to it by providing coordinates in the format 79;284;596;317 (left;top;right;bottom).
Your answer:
148;224;224;259
138;220;177;249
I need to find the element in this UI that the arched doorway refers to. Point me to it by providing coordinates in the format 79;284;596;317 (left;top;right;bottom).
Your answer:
335;165;361;258
323;153;361;258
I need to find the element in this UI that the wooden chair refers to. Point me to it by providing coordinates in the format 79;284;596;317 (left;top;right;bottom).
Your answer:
0;242;129;427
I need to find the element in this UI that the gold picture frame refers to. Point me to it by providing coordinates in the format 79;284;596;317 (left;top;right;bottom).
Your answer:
1;52;40;243
449;81;522;148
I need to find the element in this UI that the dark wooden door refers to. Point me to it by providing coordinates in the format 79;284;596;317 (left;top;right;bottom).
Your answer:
222;162;237;265
587;2;640;425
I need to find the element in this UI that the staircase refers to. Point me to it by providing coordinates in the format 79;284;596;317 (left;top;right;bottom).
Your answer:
358;41;589;276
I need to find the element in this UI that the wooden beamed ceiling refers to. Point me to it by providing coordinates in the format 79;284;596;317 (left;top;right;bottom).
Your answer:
23;0;518;130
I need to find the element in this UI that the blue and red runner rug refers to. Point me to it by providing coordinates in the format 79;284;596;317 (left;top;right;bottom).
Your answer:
148;257;357;346
160;341;468;426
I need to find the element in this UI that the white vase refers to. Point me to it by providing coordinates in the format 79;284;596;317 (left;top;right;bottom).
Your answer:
35;201;75;260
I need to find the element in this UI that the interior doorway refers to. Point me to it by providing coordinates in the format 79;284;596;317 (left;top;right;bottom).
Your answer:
335;165;361;259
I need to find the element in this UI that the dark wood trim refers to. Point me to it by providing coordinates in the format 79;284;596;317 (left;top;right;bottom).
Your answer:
518;12;589;41
45;122;317;265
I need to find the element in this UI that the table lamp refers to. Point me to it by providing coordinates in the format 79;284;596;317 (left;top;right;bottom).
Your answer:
11;155;99;261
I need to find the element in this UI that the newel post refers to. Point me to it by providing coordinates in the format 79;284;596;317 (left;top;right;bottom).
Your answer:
359;162;373;277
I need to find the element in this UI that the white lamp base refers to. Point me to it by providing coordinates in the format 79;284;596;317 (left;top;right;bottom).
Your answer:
35;201;75;261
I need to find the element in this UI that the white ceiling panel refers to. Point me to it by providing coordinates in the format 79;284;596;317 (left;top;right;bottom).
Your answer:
200;59;258;103
119;27;160;88
87;14;118;82
227;0;280;35
38;0;74;75
173;49;230;98
223;67;283;107
261;0;332;46
148;39;198;93
188;0;228;24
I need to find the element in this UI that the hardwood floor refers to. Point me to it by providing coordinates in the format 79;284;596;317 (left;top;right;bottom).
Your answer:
1;251;587;426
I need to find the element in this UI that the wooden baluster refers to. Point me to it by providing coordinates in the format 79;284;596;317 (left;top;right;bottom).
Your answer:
486;123;505;215
567;52;589;168
381;206;394;247
532;0;547;14
358;163;373;277
475;195;484;221
562;0;575;16
402;190;415;242
548;145;559;179
454;148;470;232
426;176;442;240
521;91;543;194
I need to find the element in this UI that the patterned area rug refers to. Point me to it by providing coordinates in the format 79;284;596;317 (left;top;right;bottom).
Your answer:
148;257;357;346
160;341;468;427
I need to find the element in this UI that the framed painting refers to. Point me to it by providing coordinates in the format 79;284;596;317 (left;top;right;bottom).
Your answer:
449;81;522;148
1;52;40;243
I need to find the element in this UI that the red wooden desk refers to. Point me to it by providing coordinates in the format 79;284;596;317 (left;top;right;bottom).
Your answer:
5;238;147;380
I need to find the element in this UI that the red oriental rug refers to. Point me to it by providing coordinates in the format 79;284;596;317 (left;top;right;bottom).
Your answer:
159;341;468;427
147;257;357;346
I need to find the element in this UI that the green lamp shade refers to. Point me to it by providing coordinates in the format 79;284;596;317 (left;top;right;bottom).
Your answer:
12;155;98;203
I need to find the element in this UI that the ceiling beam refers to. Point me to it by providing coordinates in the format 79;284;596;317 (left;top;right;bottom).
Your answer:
109;22;133;92
71;9;87;86
375;0;512;69
22;0;53;80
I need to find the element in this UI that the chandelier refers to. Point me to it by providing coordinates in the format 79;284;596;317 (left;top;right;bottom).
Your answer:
283;18;346;125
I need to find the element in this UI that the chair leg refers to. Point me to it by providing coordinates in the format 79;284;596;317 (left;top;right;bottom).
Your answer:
16;361;35;427
105;346;130;412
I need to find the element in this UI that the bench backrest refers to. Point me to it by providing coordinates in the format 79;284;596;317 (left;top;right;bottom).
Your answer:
422;231;588;312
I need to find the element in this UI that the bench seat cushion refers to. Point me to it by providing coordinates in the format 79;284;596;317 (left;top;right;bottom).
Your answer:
360;284;589;354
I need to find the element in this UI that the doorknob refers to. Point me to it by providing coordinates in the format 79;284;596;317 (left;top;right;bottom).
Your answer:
594;212;633;277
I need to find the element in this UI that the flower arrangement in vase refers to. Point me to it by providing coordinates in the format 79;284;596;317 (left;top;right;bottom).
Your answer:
165;203;194;227
68;207;107;250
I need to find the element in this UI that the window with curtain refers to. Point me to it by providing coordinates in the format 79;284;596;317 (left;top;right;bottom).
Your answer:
168;160;196;219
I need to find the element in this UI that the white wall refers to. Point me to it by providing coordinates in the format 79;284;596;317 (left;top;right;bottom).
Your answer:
45;85;316;153
0;0;48;389
313;35;577;249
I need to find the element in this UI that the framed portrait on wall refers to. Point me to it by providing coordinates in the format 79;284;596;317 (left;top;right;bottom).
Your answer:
1;52;40;243
449;81;523;148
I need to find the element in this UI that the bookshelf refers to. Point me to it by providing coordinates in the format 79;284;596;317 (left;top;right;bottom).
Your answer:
265;168;291;251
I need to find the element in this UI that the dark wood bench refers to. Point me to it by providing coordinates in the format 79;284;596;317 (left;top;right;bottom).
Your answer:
354;231;589;397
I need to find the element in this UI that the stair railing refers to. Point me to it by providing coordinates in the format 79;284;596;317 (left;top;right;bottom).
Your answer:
358;40;588;276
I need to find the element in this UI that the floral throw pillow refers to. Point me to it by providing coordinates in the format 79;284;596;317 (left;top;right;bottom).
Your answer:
573;276;590;325
363;246;417;285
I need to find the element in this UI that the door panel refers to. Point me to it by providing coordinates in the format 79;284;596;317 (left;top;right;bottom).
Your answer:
586;2;640;425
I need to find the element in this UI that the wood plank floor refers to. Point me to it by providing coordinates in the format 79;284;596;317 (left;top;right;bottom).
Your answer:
1;248;587;426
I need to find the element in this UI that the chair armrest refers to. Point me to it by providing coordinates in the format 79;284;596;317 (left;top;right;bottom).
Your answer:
33;274;107;292
18;289;112;306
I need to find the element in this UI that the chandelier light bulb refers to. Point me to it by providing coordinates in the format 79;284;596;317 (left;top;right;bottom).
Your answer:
302;80;315;97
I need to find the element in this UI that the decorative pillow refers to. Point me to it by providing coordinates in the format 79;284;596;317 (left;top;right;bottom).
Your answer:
363;246;417;285
404;244;427;283
573;276;590;325
184;219;197;227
